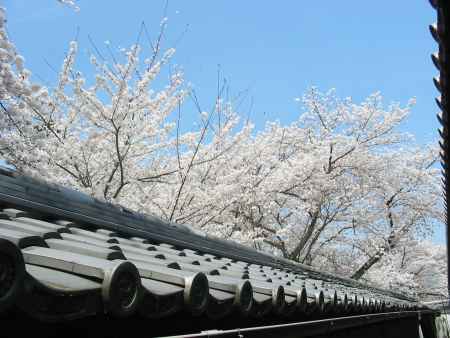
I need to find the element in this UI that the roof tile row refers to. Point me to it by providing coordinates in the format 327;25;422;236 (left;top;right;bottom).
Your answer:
0;207;421;322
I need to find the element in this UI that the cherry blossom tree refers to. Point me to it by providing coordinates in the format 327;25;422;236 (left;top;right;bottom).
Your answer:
0;5;251;223
363;240;447;301
200;90;440;254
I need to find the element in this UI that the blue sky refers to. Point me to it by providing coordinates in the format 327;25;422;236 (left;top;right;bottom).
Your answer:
3;0;445;241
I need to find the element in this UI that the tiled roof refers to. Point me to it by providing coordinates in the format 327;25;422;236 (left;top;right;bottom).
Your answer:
430;0;450;297
0;167;422;327
430;0;449;227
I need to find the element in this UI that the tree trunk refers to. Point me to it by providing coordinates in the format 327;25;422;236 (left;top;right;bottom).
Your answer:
351;193;399;280
289;209;320;261
350;252;384;280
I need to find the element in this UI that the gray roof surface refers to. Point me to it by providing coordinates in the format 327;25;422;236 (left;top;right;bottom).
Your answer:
0;168;423;324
